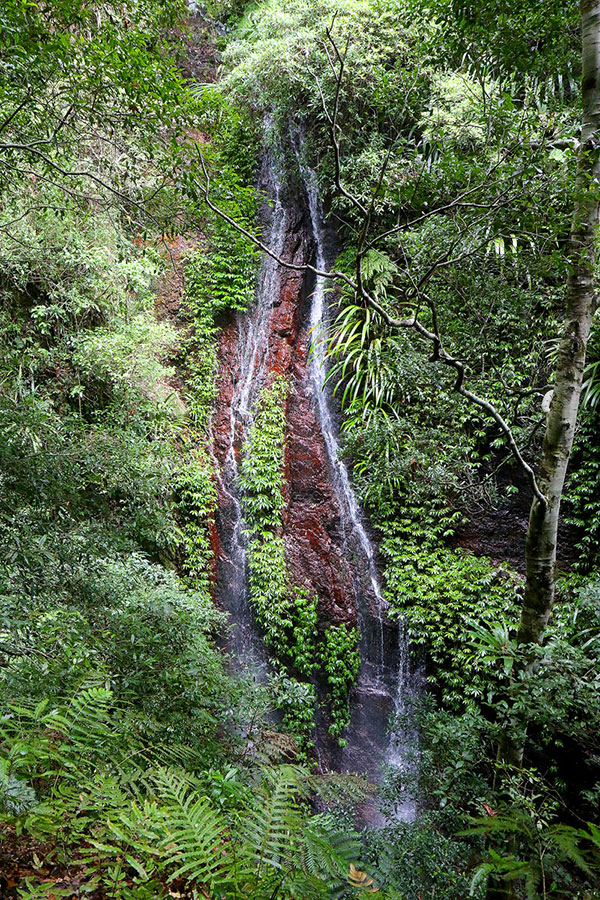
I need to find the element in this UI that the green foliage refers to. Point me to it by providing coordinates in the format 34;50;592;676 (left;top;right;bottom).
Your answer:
2;2;598;898
0;545;228;742
0;686;375;900
224;0;428;145
175;107;260;586
174;448;217;598
186;225;258;325
411;698;496;821
189;82;261;184
292;585;320;676
240;379;318;678
203;0;252;29
321;626;360;740
241;381;359;744
0;3;386;897
464;790;600;898
241;376;289;531
240;378;319;743
496;577;600;773
415;0;579;78
581;319;600;412
373;690;600;898
181;161;259;428
240;377;295;649
0;202;174;408
381;526;520;708
566;405;600;572
0;203;184;558
240;383;318;714
272;673;318;742
367;815;484;900
0;0;190;226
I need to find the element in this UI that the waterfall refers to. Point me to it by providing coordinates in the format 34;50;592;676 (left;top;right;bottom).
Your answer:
214;153;288;675
213;131;418;821
299;153;417;822
303;171;386;677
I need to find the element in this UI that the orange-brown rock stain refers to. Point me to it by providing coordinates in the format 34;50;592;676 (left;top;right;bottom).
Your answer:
210;208;358;629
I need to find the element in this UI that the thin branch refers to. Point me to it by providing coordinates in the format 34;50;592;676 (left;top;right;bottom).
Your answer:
321;27;369;219
0;144;161;225
370;148;529;247
371;287;547;506
0;93;34;135
195;145;356;289
193;38;548;507
0;101;76;153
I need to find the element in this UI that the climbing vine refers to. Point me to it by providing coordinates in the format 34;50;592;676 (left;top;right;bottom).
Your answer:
381;525;521;709
240;378;359;745
322;625;360;741
176;148;259;593
240;379;320;671
175;448;217;598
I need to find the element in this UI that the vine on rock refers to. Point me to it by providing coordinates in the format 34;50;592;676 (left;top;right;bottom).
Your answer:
176;180;258;594
240;377;359;745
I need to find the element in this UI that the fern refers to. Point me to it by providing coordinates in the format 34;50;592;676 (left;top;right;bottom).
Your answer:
303;823;364;886
152;768;230;885
241;765;308;873
1;683;376;900
464;811;600;898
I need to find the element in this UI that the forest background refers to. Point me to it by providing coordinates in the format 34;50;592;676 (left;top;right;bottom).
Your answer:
0;1;600;899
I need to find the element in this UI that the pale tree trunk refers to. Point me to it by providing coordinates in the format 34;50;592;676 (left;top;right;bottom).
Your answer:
488;3;600;897
499;0;600;769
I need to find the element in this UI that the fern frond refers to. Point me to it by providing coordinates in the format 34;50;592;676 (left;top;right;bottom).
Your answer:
151;767;229;886
241;765;308;872
303;826;361;881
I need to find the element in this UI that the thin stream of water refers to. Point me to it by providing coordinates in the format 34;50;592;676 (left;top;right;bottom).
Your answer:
300;157;417;821
303;172;386;678
215;158;288;673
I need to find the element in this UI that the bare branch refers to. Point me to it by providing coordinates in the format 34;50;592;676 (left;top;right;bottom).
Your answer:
321;28;369;219
195;145;356;289
192;34;548;508
365;286;547;506
0;92;34;135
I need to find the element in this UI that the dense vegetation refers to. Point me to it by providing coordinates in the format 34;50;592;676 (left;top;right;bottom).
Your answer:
1;1;600;899
0;3;371;898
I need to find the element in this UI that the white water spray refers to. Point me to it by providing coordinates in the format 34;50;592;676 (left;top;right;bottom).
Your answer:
303;170;386;678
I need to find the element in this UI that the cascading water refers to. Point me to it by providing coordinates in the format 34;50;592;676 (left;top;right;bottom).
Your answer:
301;158;417;822
213;131;417;822
303;173;386;674
214;154;288;674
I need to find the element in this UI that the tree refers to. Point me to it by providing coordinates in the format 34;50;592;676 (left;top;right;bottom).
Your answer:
0;0;188;237
195;0;598;777
496;0;600;770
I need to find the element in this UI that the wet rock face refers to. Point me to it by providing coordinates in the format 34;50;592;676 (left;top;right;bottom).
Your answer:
210;203;357;628
452;466;579;573
285;347;358;626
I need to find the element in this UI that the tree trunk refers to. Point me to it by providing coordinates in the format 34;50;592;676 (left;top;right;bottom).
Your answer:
498;0;600;770
486;4;600;898
487;0;600;900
